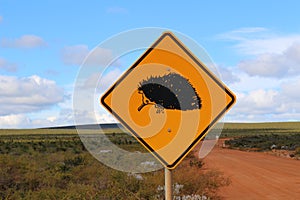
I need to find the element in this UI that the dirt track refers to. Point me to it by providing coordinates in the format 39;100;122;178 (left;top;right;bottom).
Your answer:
203;141;300;199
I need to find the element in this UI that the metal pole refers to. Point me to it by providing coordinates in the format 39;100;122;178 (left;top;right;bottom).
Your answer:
165;167;172;200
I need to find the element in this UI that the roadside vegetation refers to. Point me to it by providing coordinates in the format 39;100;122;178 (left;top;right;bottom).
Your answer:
2;122;298;199
220;122;300;159
0;130;229;200
220;122;300;138
225;134;300;152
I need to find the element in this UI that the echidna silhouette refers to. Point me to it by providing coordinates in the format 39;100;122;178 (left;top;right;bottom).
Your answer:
137;73;202;112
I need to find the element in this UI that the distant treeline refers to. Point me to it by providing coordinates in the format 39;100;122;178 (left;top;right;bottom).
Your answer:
42;123;121;130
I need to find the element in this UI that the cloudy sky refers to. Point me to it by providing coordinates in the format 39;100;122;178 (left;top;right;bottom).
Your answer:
0;1;300;128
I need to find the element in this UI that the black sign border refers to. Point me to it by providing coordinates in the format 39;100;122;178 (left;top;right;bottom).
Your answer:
101;32;236;169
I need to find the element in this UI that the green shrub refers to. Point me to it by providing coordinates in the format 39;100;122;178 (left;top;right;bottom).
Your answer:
0;133;230;199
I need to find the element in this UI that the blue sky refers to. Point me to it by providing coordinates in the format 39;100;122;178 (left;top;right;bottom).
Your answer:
0;0;300;128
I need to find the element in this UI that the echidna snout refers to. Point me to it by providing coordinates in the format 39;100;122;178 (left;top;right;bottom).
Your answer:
137;90;155;111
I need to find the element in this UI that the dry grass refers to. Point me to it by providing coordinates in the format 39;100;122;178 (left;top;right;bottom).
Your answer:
222;121;300;130
0;128;124;136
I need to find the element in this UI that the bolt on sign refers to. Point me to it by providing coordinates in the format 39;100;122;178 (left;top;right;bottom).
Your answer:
101;32;236;169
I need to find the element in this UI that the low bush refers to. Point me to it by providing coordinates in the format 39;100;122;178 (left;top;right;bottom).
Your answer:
0;133;230;199
225;134;300;152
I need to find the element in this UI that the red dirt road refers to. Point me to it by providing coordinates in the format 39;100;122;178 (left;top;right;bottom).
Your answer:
203;142;300;199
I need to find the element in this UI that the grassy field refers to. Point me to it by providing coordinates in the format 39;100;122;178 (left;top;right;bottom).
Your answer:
0;128;122;136
219;122;300;137
0;126;230;200
0;122;299;199
1;121;299;137
223;121;300;130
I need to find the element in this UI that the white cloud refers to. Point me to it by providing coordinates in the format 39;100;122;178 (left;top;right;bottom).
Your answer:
62;45;119;66
95;112;117;123
281;78;300;101
0;112;64;129
277;79;300;116
238;43;300;77
230;72;281;92
98;69;122;91
227;27;268;35
218;66;240;84
1;35;47;48
235;35;300;56
78;68;123;92
220;28;300;78
0;58;18;72
73;109;116;125
35;107;116;128
0;114;31;128
87;47;120;66
216;28;300;122
228;76;300;122
71;68;123;127
61;45;89;65
0;16;3;23
233;89;280;115
219;27;300;55
0;75;64;115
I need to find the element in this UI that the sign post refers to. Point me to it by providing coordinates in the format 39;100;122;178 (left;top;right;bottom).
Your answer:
165;168;172;200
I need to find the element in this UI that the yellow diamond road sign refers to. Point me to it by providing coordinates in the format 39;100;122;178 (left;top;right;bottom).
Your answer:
101;32;236;169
